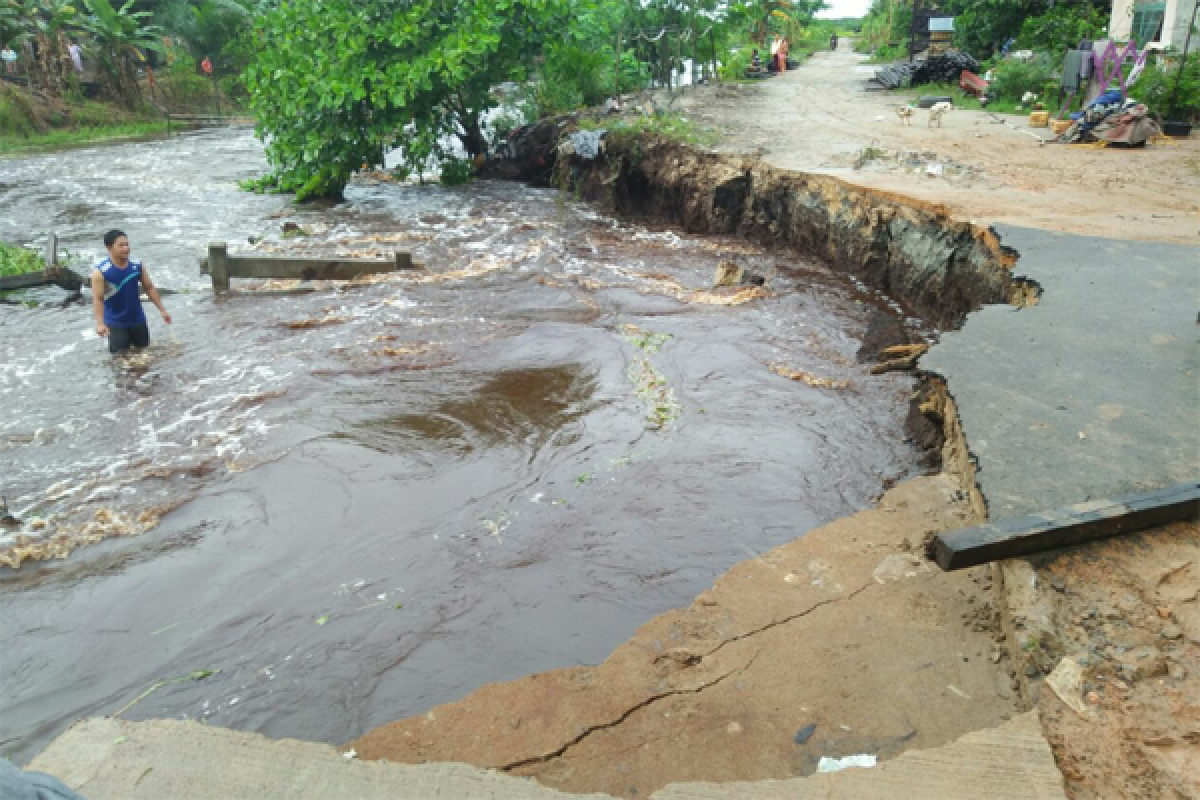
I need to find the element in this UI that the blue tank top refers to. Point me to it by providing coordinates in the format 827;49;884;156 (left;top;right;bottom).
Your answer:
96;258;147;327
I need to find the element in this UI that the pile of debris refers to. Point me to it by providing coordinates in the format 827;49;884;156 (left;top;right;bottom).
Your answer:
1055;89;1162;146
874;52;982;89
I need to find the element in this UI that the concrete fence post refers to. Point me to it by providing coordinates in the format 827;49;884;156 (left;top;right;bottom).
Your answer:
209;242;229;293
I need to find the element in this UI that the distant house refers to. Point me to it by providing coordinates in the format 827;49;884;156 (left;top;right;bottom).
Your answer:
1109;0;1198;49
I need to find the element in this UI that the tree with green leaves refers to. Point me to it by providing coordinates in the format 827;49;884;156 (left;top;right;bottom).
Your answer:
18;0;81;96
939;0;1109;58
80;0;164;108
244;0;567;200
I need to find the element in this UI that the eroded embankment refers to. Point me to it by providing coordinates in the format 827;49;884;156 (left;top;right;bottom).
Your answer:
350;133;1036;797
498;124;1035;330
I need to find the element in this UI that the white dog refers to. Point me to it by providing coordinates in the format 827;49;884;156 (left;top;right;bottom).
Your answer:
928;101;953;127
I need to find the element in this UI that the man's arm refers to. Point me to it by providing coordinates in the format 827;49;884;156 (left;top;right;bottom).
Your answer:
90;270;108;337
140;266;172;324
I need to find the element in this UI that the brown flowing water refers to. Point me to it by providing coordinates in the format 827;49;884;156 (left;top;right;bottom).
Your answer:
0;128;928;764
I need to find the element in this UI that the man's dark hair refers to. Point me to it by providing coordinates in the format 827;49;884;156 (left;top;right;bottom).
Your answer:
103;229;127;248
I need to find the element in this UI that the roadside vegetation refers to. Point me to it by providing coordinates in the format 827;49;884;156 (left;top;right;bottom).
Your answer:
0;240;43;277
578;112;719;148
856;0;1200;122
0;0;261;151
239;0;842;201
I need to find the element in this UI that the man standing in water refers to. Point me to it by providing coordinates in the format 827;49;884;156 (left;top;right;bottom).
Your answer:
91;230;171;353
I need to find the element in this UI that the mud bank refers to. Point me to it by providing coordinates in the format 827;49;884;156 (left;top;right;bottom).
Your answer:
497;124;1033;330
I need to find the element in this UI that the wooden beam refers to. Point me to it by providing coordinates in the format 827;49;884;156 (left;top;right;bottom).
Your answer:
0;265;83;292
0;270;52;291
933;483;1200;570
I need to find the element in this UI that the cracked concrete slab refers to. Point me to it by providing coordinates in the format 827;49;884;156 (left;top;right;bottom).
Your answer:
656;710;1065;799
27;712;1064;800
923;225;1200;521
26;717;612;800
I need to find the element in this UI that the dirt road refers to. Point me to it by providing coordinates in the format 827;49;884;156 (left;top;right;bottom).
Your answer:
677;45;1200;245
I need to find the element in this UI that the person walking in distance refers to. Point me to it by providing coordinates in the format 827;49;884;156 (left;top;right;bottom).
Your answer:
91;230;171;354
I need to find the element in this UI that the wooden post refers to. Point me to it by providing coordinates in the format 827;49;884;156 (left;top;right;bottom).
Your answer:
209;241;229;293
614;30;622;100
394;252;413;271
44;233;58;267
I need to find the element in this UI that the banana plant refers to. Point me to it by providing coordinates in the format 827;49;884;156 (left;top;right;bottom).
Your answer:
80;0;164;108
14;0;81;94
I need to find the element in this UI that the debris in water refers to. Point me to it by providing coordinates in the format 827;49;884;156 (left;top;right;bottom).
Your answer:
343;749;358;759
112;669;220;718
0;497;20;529
770;364;849;390
315;615;329;626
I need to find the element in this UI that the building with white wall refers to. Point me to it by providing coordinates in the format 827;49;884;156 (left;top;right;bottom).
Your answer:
1109;0;1198;50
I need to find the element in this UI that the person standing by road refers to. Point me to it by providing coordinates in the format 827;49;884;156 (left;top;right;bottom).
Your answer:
91;230;171;354
1;45;17;75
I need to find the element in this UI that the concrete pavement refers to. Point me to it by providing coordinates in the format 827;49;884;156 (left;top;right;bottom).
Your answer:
26;713;1064;799
924;225;1200;520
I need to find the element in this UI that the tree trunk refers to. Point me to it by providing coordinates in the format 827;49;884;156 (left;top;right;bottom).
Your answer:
35;34;64;96
457;113;488;159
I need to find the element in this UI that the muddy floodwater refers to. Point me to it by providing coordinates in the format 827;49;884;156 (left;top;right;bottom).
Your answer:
0;129;927;764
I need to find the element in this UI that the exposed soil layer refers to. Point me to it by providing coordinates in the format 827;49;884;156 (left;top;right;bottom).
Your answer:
998;522;1200;800
498;124;1027;331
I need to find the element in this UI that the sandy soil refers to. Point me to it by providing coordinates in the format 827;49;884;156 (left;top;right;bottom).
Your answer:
1003;521;1200;800
675;45;1200;246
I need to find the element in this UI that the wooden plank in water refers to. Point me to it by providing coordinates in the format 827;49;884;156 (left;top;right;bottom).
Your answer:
932;483;1200;570
0;270;51;291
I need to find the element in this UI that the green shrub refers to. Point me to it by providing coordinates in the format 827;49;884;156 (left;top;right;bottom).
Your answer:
159;50;214;109
438;157;473;187
1132;55;1200;121
989;54;1059;102
0;241;45;277
533;80;585;118
719;46;752;80
0;87;46;137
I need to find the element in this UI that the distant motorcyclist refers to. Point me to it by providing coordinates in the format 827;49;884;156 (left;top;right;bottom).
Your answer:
830;33;839;51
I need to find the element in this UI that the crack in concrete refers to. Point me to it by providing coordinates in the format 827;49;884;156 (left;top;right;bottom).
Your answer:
498;649;763;773
498;582;879;774
700;581;873;661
